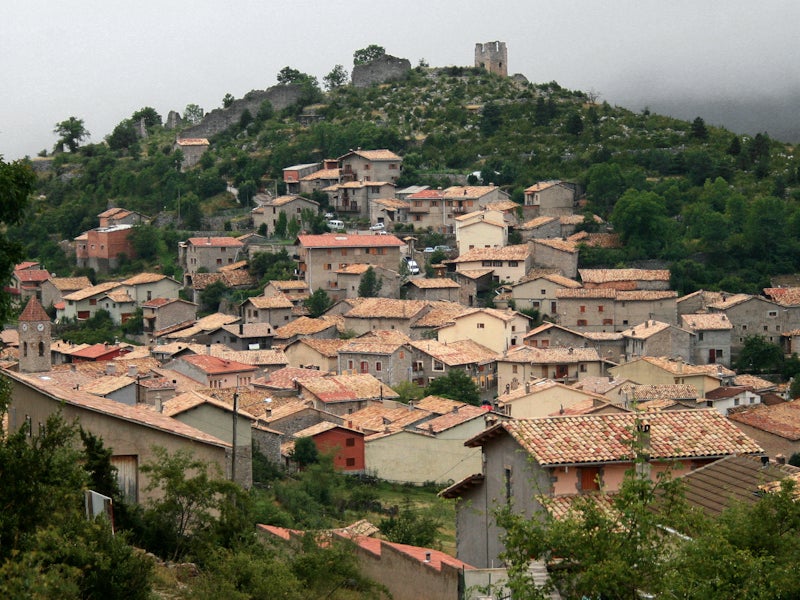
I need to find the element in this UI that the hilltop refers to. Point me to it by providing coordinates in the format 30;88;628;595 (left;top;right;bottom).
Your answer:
10;53;800;293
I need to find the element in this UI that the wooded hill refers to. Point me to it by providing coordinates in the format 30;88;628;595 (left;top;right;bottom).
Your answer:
13;61;800;294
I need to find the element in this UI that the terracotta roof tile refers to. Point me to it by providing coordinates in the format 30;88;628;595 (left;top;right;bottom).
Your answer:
187;236;243;247
763;287;800;306
519;216;558;229
180;354;258;374
346;404;431;434
298;234;404;248
470;410;761;465
47;276;93;291
502;345;601;364
681;313;733;331
708;293;752;310
345;298;428;320
122;272;170;285
299;374;398;404
19;297;50;322
729;400;800;440
621;383;699;401
63;281;122;302
274;316;338;339
406;278;460;289
410;339;498;366
451;244;530;263
415;405;489;433
244;295;294;309
14;269;50;283
441;185;502;200
340;149;401;161
579;269;671;283
257;366;330;391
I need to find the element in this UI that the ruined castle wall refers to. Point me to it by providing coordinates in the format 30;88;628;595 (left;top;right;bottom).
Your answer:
181;85;304;139
351;55;411;88
475;41;508;77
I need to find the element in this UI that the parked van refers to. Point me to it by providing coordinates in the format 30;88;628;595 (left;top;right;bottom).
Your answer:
327;220;345;231
403;256;420;275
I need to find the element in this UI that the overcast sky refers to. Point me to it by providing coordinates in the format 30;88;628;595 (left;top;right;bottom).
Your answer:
3;0;799;160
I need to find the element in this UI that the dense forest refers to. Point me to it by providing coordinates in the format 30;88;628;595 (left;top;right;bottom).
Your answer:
11;60;800;295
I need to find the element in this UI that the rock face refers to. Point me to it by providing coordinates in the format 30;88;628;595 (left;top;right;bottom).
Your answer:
181;85;304;139
351;55;411;88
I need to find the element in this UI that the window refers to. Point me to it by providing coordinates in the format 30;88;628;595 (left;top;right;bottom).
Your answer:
431;200;439;207
598;305;604;312
347;360;354;370
512;364;518;374
504;468;512;504
324;264;331;270
580;467;601;491
433;360;445;372
90;299;97;306
216;259;222;265
541;289;546;295
511;325;516;332
579;363;587;372
346;458;356;467
699;332;704;341
360;361;368;373
508;261;518;267
734;398;740;406
375;361;382;372
38;342;44;357
493;261;503;267
541;339;549;348
768;310;778;317
345;437;355;447
477;323;485;329
580;305;586;313
577;319;588;326
341;249;348;256
602;319;613;326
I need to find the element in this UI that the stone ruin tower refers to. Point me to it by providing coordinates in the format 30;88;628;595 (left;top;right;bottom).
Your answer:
475;41;507;77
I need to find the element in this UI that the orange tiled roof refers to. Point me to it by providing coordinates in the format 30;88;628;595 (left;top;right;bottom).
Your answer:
258;366;330;391
340;149;401;161
298;234;404;248
451;244;529;263
621;320;673;339
47;276;93;291
415;405;489;433
176;138;209;146
301;167;340;181
519;216;558;229
63;281;122;302
524;180;564;193
441;185;501;200
345;298;428;320
579;268;670;283
410;339;497;366
469;410;761;464
708;293;752;310
187;236;243;247
299;374;398;403
729;400;800;440
14;269;50;283
621;383;699;401
764;287;800;306
501;345;601;364
19;297;50;322
681;313;733;331
122;272;170;285
245;295;294;309
406;278;460;289
346;404;431;434
274;316;338;339
180;354;258;375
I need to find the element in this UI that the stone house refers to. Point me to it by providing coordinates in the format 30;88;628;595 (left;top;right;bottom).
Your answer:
141;298;198;339
497;345;607;390
40;276;92;310
337;338;411;387
342;298;434;337
455;211;508;254
621;319;693;363
175;138;210;170
98;287;137;325
58;281;123;321
295;234;404;299
494;378;621;418
675;289;726;317
408;302;469;340
121;273;182;304
441;410;762;568
273;316;341;346
282;162;322;194
369;198;411;229
161;312;241;345
263;280;310;306
523;180;576;217
9;263;51;304
454;268;494;308
449;244;532;284
402;278;461;302
681;313;733;367
515;216;561;242
297;164;340;196
437;308;530;354
4;369;233;501
507;270;582;316
338;149;402;185
708;294;798;360
178;236;245;285
207;322;275;351
240;295;295;327
282;338;346;372
579;268;672;291
96;207;148;228
557;288;678;332
408;338;498;390
250;195;319;236
336;264;400;300
405;186;510;234
297;373;399;416
324;181;396;219
165;354;259;389
523;322;591;349
529;238;580;278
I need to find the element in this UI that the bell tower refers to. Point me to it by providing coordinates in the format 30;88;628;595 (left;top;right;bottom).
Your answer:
18;297;52;373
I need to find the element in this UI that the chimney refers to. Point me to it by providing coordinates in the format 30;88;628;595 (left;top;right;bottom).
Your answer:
776;454;786;465
206;344;211;355
155;397;163;413
105;362;116;376
265;407;272;417
128;365;137;378
239;322;244;335
761;455;770;467
424;552;431;563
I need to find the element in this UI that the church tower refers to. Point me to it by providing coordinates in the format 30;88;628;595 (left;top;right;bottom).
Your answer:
18;297;52;373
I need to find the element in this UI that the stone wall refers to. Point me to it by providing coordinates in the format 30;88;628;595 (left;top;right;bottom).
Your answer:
181;85;305;139
474;41;508;77
351;55;411;88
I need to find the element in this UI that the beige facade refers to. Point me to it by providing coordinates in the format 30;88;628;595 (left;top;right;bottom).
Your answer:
324;181;396;219
509;272;582;315
450;244;532;284
609;357;724;397
455;214;508;254
406;186;510;234
495;380;615;419
282;338;344;372
437;308;530;354
497;346;606;390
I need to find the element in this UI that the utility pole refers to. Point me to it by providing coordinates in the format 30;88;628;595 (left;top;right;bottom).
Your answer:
231;389;239;483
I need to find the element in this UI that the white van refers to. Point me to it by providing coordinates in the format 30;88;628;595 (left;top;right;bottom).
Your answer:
327;220;345;231
403;256;420;275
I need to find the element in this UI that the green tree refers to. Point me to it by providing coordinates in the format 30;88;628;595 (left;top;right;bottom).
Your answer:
290;437;319;468
287;216;301;239
379;499;441;547
53;116;89;152
303;288;332;318
565;111;584;136
127;222;163;261
691;116;709;140
734;335;785;374
353;44;386;65
393;380;424;404
611;189;676;257
131;107;162;129
199;280;228;314
222;93;235;108
274;211;288;238
0;158;35;323
248;249;295;282
425;369;481;405
480;101;502;136
107;119;138;150
323;64;349;90
358;266;383;297
183;103;204;124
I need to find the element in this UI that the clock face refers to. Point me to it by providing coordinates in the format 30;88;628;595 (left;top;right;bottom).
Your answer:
21;323;28;332
37;323;44;332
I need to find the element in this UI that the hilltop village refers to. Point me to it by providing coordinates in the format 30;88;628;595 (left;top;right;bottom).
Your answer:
5;42;800;599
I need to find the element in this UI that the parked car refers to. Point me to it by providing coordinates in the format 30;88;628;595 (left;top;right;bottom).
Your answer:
376;230;390;235
423;247;435;253
327;220;345;231
403;256;420;275
434;245;453;252
369;222;386;231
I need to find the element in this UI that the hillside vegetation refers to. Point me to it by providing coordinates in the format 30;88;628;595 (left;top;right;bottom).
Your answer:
12;63;800;293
